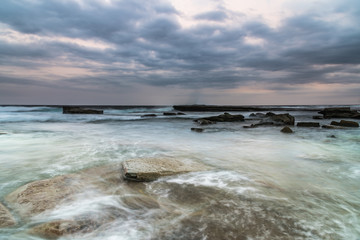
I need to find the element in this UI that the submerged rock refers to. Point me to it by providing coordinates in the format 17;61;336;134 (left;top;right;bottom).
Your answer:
0;202;16;227
195;112;244;123
191;128;204;132
122;157;208;182
63;107;103;114
29;220;99;239
312;116;323;120
322;125;344;129
197;119;215;125
296;122;320;127
141;114;157;118
281;126;293;133
318;107;360;119
163;112;177;116
121;195;160;210
330;120;359;127
5;175;92;218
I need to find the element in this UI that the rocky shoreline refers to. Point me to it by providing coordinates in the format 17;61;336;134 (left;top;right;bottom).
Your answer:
0;158;210;238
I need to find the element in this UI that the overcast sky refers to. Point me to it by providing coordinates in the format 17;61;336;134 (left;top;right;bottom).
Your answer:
0;0;359;105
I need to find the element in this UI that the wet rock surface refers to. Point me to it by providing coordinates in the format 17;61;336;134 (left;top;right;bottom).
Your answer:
122;158;209;182
0;202;16;228
29;220;99;239
5;174;94;218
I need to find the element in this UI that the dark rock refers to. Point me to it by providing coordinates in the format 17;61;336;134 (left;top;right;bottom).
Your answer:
265;112;276;117
253;113;295;127
243;124;257;128
191;128;204;132
173;105;322;112
163;112;177;116
329;135;336;138
0;133;6;135
318;107;360;119
177;112;186;115
312;116;323;119
141;114;157;118
0;202;16;227
196;119;215;125
249;113;266;118
281;126;293;133
296;122;320;127
195;113;244;123
122;157;209;182
322;125;344;129
331;120;359;127
63;107;103;114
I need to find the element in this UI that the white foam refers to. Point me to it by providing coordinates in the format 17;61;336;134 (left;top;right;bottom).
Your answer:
160;171;256;195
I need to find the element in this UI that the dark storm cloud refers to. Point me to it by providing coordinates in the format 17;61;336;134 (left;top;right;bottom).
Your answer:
0;0;359;94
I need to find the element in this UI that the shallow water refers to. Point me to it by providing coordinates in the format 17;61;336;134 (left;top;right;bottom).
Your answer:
0;105;359;239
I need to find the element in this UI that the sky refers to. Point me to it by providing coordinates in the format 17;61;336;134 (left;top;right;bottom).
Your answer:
0;0;359;105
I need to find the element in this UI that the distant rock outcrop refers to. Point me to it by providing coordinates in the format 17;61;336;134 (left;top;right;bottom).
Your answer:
191;128;204;132
322;125;344;129
0;202;16;227
63;107;103;114
195;113;244;123
163;112;177;116
318;107;360;119
141;114;157;118
296;122;320;127
254;113;295;127
330;120;359;128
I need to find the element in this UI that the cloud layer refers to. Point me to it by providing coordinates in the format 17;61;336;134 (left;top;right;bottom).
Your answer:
0;0;359;104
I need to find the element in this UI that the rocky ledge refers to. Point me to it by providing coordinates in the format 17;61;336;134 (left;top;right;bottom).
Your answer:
122;157;209;182
318;107;360;119
330;120;359;128
195;113;244;124
244;113;295;128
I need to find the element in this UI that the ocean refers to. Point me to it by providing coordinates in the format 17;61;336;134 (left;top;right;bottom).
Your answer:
0;105;359;239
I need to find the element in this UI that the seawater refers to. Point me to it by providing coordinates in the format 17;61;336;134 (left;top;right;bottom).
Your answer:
0;106;359;239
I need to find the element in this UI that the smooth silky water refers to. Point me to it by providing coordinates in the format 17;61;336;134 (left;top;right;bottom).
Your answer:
0;106;359;239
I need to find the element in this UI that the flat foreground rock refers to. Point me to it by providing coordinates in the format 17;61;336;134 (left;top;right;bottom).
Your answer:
122;158;208;181
0;202;16;227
